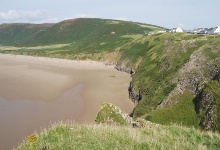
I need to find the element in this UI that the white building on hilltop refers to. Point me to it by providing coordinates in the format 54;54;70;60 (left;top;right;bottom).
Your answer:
214;26;220;34
170;27;183;33
175;27;183;32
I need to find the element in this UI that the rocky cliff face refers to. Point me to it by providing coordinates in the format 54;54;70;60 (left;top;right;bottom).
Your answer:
195;90;218;131
114;64;134;75
160;47;208;106
157;45;220;131
114;64;142;103
128;83;142;104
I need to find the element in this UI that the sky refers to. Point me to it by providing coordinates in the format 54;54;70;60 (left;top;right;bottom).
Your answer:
0;0;219;29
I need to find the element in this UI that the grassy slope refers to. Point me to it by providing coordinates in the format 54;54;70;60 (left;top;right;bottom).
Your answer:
0;18;220;130
130;34;220;128
0;23;53;45
149;92;200;127
17;123;220;150
132;34;204;115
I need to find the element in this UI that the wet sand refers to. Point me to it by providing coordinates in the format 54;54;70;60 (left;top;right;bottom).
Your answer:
0;54;134;150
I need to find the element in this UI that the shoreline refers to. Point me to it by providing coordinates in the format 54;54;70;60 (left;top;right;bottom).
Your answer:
0;54;115;70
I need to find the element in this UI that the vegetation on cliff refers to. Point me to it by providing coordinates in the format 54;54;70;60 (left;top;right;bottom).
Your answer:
0;18;220;131
95;103;133;126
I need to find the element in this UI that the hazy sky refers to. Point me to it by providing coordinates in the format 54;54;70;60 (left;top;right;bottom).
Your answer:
0;0;219;29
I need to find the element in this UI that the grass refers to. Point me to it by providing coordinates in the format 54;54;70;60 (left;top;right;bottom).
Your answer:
0;44;69;51
149;92;200;128
17;122;220;150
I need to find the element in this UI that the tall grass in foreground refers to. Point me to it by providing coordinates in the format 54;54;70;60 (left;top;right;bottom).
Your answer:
17;122;220;150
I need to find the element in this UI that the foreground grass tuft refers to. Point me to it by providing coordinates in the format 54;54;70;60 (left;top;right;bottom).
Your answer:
17;123;220;150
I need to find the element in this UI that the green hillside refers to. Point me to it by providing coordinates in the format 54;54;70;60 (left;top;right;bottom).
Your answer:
0;18;220;132
0;18;161;47
0;23;53;45
0;18;163;60
130;33;220;132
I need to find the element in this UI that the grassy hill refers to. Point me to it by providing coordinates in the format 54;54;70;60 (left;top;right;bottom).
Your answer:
0;23;53;46
0;18;163;60
0;18;160;47
130;33;220;132
0;18;220;132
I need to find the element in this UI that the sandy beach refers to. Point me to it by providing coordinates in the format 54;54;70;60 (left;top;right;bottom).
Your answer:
0;54;134;149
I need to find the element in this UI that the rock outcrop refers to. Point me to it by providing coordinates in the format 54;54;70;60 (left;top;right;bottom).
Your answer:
160;48;219;100
114;64;134;75
95;103;159;128
95;102;133;126
195;90;218;131
114;64;141;104
157;45;220;131
128;83;142;104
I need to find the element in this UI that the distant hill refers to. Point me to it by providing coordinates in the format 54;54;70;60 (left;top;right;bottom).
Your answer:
0;18;220;132
0;18;162;46
0;23;53;46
